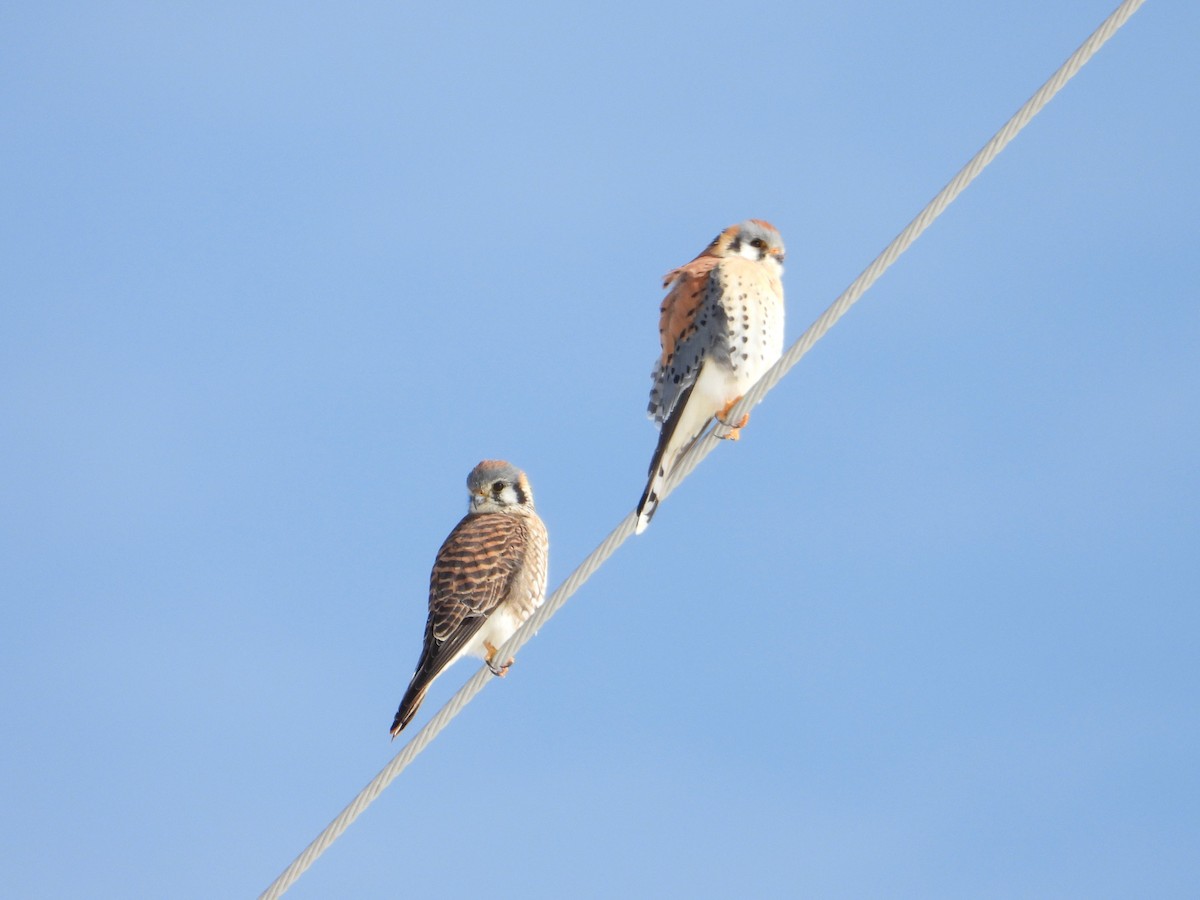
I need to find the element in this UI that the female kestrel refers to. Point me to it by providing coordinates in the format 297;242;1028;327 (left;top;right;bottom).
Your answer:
390;460;549;737
636;220;786;533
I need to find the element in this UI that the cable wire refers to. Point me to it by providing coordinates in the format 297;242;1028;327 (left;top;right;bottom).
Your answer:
259;1;1147;894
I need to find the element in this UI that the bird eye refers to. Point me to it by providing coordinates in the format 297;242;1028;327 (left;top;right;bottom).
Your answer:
492;481;505;494
750;238;766;249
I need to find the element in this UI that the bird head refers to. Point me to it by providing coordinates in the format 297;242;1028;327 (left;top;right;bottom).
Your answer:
466;459;535;513
707;219;786;271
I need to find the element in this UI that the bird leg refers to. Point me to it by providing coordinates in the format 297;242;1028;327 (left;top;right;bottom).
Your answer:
716;397;750;440
484;640;513;677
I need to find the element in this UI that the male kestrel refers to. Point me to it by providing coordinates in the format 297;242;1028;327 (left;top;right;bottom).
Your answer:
390;460;549;737
635;220;786;533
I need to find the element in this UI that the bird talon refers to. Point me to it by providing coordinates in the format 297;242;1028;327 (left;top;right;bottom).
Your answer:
484;641;513;677
716;398;750;439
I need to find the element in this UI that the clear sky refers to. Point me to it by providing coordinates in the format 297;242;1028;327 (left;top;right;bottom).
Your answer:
2;2;1197;897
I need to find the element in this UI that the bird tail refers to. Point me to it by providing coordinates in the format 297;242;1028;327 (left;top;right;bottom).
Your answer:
636;383;698;534
389;678;431;739
635;491;658;535
635;458;666;535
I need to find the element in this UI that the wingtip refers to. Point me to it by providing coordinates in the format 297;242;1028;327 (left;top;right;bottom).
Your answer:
389;685;424;739
391;648;446;740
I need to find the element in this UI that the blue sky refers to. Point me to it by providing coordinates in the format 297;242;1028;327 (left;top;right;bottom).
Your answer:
2;2;1197;897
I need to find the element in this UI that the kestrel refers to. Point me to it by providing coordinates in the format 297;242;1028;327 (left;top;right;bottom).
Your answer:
635;220;786;533
390;460;549;738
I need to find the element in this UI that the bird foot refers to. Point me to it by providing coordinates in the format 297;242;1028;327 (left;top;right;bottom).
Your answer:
484;641;513;677
716;398;750;440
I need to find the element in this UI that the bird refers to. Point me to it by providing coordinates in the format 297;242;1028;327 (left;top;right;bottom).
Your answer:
390;460;549;738
635;219;786;534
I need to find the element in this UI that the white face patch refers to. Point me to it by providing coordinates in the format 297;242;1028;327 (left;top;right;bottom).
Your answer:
495;483;522;507
734;240;762;261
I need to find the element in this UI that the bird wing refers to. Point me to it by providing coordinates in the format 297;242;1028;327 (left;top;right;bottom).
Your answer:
425;512;527;665
391;513;529;735
648;255;723;424
637;260;733;532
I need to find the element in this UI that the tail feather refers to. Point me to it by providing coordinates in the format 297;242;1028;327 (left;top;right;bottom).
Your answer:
390;678;431;739
635;470;664;535
635;382;698;534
